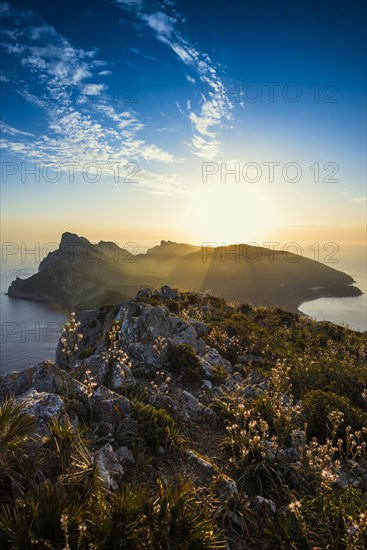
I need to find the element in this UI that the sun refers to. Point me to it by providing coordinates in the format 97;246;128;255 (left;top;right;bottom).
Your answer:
182;183;274;245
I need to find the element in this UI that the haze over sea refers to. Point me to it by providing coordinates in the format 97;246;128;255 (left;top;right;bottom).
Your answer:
0;243;365;376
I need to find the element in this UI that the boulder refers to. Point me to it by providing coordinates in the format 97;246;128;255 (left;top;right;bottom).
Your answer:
115;301;216;374
0;361;68;400
92;386;131;423
108;362;134;392
15;390;66;434
200;349;232;378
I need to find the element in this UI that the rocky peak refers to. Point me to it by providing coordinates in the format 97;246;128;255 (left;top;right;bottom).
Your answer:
59;232;92;249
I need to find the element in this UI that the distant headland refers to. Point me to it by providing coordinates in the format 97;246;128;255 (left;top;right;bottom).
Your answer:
7;232;362;313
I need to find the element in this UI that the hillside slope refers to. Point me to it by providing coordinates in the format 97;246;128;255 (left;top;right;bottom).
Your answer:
1;287;366;548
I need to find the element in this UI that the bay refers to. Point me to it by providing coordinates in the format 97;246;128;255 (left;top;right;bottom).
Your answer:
299;245;366;332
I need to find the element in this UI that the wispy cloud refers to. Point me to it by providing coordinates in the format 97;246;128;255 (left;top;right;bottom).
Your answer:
143;12;176;38
185;74;195;85
128;46;156;61
115;0;233;159
157;127;175;133
0;3;181;194
0;122;34;137
352;196;367;202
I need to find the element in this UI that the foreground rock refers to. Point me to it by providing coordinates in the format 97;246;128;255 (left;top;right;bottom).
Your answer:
1;286;366;550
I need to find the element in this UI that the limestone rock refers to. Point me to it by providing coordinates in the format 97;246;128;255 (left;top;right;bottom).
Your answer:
160;285;178;299
216;476;238;499
186;450;213;473
15;390;66;433
252;496;276;516
200;349;232;378
92;386;131;423
0;361;68;400
116;446;135;465
108;362;134;392
94;443;124;490
182;390;201;413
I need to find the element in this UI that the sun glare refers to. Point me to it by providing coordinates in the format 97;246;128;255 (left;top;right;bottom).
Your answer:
184;183;274;244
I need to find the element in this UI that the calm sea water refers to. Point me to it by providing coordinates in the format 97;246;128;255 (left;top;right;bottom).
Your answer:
0;262;67;376
299;245;366;332
0;245;365;375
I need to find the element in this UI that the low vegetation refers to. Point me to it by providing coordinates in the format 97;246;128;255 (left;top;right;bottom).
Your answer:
0;288;366;548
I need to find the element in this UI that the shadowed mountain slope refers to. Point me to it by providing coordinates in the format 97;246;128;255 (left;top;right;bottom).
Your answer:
7;233;362;312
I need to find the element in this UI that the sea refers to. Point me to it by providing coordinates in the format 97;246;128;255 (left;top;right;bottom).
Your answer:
0;261;67;376
0;244;366;375
299;245;367;333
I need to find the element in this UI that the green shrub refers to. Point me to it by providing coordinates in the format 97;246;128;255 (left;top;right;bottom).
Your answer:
167;343;202;382
291;357;367;408
92;484;149;548
168;299;180;313
91;479;224;550
251;395;295;446
237;303;253;314
133;402;177;453
150;479;225;549
0;399;35;451
0;481;85;549
90;419;138;451
0;399;37;505
211;365;228;384
136;294;160;307
302;389;367;442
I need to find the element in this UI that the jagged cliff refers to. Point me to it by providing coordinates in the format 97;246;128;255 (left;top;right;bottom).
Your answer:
7;232;362;312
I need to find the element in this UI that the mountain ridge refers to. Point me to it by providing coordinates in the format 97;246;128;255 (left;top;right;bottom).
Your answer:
7;232;362;313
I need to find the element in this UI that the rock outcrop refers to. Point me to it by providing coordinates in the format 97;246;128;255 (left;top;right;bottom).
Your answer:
1;286;366;549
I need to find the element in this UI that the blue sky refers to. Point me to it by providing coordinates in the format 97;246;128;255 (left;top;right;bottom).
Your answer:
0;0;366;245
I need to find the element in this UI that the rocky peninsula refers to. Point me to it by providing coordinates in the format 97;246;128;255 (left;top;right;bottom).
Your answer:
7;232;362;313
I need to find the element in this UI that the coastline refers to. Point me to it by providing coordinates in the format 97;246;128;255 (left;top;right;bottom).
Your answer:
298;286;366;332
6;279;363;319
